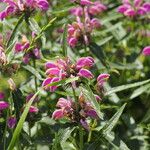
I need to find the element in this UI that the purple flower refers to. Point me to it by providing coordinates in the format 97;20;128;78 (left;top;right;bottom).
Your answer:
117;0;150;17
97;73;110;86
80;119;89;130
77;68;94;79
0;101;9;110
52;109;64;120
29;106;39;113
142;46;150;56
7;116;16;129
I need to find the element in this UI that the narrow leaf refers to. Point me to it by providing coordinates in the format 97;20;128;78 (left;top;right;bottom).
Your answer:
62;23;68;57
102;103;126;135
8;91;39;150
106;79;150;95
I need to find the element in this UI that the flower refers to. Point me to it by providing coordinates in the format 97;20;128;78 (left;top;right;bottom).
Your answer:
29;106;39;113
7;116;17;128
42;57;94;92
97;73;110;87
52;94;99;129
117;0;150;17
0;0;49;20
68;1;106;47
0;101;9;110
142;46;150;56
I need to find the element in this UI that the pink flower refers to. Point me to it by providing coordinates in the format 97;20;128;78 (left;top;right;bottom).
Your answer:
90;18;101;29
143;2;150;12
89;1;107;15
76;57;94;70
97;73;110;86
142;46;150;56
94;94;102;101
77;68;94;79
117;0;150;17
80;0;93;6
0;101;9;110
45;62;58;69
134;0;142;7
52;109;64;120
117;4;131;13
68;37;78;47
0;0;49;20
29;106;39;113
56;98;72;109
124;9;136;17
70;7;83;16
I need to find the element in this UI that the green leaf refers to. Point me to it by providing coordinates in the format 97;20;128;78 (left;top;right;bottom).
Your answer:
62;23;68;57
6;14;25;48
89;42;108;67
8;91;39;150
81;85;103;119
23;65;43;80
102;103;126;135
29;18;46;46
106;79;150;96
130;83;150;99
46;76;79;87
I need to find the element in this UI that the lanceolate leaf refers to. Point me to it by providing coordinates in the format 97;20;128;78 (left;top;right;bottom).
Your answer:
102;103;126;135
6;14;25;48
130;83;150;99
106;79;150;95
23;65;43;80
8;91;40;150
81;85;104;119
62;23;68;57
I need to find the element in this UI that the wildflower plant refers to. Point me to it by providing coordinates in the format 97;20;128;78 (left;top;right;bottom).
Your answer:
0;0;150;150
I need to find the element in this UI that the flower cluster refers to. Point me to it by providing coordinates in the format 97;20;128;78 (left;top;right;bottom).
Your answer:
42;56;110;91
117;0;150;17
15;34;40;64
68;0;107;47
0;0;49;20
52;93;101;130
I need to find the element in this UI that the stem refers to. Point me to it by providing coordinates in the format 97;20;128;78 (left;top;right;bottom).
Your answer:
3;110;9;150
71;86;78;111
79;126;83;150
33;59;38;92
87;119;97;142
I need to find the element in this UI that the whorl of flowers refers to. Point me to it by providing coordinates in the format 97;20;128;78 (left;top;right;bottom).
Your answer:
0;0;49;20
52;93;101;130
117;0;150;17
68;0;107;47
42;56;110;92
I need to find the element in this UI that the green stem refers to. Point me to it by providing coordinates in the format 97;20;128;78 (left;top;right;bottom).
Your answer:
79;126;83;150
87;119;97;142
71;86;78;111
33;59;38;92
3;110;9;150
